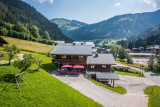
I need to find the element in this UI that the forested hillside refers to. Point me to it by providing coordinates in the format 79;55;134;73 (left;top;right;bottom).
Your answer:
68;9;160;40
51;18;87;37
138;24;160;39
0;0;72;42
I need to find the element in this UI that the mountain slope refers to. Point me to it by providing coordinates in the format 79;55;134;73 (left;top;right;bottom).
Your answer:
68;9;160;40
138;24;160;39
51;18;87;37
0;0;71;42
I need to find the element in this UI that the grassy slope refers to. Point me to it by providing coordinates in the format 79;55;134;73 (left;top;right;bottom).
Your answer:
1;36;54;54
0;52;101;107
90;79;126;94
144;86;160;107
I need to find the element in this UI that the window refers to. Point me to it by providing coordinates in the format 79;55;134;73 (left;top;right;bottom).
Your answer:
62;55;66;59
79;56;83;59
71;56;73;59
102;65;106;68
90;65;95;69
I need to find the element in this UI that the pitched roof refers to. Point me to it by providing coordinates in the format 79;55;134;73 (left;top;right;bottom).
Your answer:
87;54;116;65
51;43;92;55
73;41;95;47
0;37;8;44
85;42;95;47
88;72;119;80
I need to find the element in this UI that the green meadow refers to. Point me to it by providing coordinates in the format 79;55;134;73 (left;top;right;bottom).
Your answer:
0;51;101;107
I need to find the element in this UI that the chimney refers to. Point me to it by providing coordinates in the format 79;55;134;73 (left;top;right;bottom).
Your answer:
95;50;98;57
95;54;98;57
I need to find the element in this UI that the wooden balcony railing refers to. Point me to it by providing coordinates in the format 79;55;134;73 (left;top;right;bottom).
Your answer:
52;59;86;64
87;68;114;72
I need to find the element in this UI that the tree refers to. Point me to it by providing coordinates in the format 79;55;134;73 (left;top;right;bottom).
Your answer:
30;25;40;38
148;54;155;70
13;22;29;34
35;59;43;71
4;45;21;65
43;31;50;40
128;40;134;50
110;45;119;59
153;55;160;72
13;54;35;73
119;47;127;60
126;54;133;64
0;27;8;35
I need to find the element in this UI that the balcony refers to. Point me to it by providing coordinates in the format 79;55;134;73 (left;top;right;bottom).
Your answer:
52;59;86;64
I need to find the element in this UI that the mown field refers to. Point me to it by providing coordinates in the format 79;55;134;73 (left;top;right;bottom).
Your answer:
1;36;54;54
0;51;101;107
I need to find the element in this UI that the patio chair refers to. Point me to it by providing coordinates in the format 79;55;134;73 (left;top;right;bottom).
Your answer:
71;71;78;75
60;71;67;74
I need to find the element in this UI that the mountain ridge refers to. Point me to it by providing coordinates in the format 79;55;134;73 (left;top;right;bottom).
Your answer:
67;9;160;40
51;18;88;37
0;0;72;42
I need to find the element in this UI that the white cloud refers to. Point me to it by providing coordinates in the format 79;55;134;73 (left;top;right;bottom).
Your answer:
114;3;121;7
144;0;160;8
36;0;54;4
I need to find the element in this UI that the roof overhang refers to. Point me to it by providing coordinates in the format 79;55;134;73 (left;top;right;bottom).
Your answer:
88;72;119;80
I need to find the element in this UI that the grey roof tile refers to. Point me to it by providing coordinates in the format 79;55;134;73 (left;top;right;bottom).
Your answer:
51;43;92;55
87;54;116;65
88;72;119;80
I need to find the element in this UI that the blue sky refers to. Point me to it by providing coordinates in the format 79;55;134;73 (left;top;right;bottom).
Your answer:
23;0;160;24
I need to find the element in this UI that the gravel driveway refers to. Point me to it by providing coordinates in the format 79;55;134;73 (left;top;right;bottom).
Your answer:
51;71;158;107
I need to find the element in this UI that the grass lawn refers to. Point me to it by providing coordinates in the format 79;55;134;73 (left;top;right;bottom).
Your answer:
116;60;148;70
90;79;126;94
144;85;160;107
0;53;19;61
1;36;54;54
0;51;101;107
115;70;144;77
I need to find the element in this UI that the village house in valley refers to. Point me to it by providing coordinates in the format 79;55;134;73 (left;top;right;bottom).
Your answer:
51;42;119;85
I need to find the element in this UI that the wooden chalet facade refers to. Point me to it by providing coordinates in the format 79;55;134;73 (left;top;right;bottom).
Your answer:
51;43;119;85
0;37;8;47
51;43;92;71
51;43;116;72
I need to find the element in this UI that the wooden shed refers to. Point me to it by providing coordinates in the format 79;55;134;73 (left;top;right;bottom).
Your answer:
0;37;8;47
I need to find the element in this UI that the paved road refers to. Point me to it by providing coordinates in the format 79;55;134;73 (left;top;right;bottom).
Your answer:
116;63;160;85
51;71;158;107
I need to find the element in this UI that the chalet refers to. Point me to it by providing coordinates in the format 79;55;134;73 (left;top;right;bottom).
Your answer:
129;53;154;58
146;45;160;55
51;43;119;85
51;43;92;71
0;37;8;47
